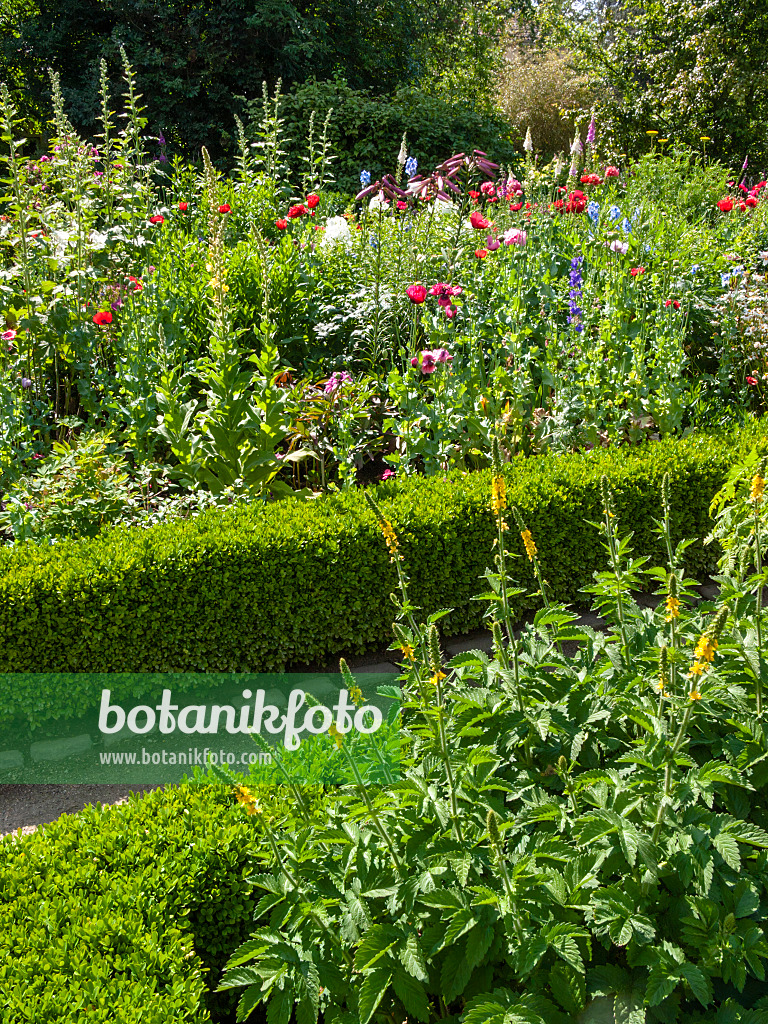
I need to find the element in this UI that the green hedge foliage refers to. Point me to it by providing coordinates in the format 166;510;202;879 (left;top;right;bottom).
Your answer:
264;79;520;194
0;784;257;1023
2;422;768;729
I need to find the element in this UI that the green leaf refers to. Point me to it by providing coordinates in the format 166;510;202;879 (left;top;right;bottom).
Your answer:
392;968;431;1022
441;941;474;1002
238;984;266;1024
358;968;392;1024
354;924;400;971
266;985;293;1024
645;965;677;1006
399;933;428;982
713;833;741;871
613;990;645;1024
679;963;712;1007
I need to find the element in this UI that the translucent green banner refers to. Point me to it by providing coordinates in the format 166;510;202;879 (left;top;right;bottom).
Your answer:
0;673;400;784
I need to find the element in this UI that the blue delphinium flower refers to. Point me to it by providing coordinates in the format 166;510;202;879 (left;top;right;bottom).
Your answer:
404;156;417;177
609;204;622;221
622;217;632;234
587;200;600;226
360;170;371;188
690;264;700;275
568;256;584;334
721;272;731;287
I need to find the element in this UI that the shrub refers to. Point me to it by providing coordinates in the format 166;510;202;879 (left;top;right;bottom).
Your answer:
2;422;768;730
263;79;521;194
0;783;259;1022
496;45;593;157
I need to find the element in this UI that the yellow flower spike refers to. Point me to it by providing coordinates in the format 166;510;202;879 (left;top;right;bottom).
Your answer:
751;473;765;504
400;643;415;662
694;635;717;664
349;685;363;706
430;671;447;686
491;475;507;514
689;690;702;701
521;528;537;561
234;785;261;815
380;520;399;552
328;723;343;749
665;595;680;621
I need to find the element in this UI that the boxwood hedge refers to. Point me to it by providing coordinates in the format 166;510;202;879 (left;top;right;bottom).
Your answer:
0;784;258;1023
1;420;768;729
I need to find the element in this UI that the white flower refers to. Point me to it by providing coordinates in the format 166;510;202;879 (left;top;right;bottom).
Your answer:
609;240;629;254
320;216;352;248
523;127;533;153
433;198;454;217
368;191;390;213
398;141;408;166
570;135;583;157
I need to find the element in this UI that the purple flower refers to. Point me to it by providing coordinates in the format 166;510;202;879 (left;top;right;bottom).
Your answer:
158;154;168;164
158;131;166;146
743;154;749;172
111;299;123;310
21;377;32;388
486;235;500;251
586;115;596;146
568;256;584;334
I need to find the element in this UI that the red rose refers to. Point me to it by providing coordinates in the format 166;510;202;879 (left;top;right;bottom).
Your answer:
93;310;113;325
218;204;231;214
306;194;319;209
149;214;164;224
178;202;188;212
275;218;287;230
717;197;734;212
470;210;490;230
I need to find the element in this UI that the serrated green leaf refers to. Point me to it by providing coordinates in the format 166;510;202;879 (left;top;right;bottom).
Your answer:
392;968;431;1022
358;968;392;1024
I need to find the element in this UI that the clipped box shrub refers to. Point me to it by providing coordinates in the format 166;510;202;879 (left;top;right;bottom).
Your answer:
1;422;768;729
0;784;258;1023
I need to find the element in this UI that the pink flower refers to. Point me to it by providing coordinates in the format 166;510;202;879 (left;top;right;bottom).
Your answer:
406;284;427;304
480;182;495;197
380;468;396;481
487;236;500;251
503;228;527;246
609;240;628;254
420;351;438;373
324;371;352;395
434;348;452;363
445;306;457;320
605;166;620;178
2;329;16;341
396;201;408;211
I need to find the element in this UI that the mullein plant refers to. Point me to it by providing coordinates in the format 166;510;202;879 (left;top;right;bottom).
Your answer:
217;456;768;1024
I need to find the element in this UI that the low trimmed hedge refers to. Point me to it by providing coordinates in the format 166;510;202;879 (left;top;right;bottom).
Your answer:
2;421;768;728
0;784;258;1023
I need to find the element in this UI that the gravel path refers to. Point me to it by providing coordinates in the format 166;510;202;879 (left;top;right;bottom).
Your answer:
0;784;164;839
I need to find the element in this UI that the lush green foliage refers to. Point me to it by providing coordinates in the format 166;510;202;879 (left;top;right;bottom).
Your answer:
0;783;268;1022
218;455;768;1024
2;421;768;729
540;0;768;171
0;0;421;161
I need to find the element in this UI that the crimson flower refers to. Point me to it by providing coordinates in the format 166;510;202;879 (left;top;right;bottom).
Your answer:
470;210;490;230
218;204;231;214
287;204;306;218
475;248;488;259
276;218;287;230
406;284;427;304
178;202;188;212
747;376;758;386
509;201;523;212
717;197;734;212
605;166;620;177
468;190;480;200
306;194;319;209
93;310;113;325
396;201;408;211
746;197;758;208
148;214;164;224
664;299;681;309
630;266;645;276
